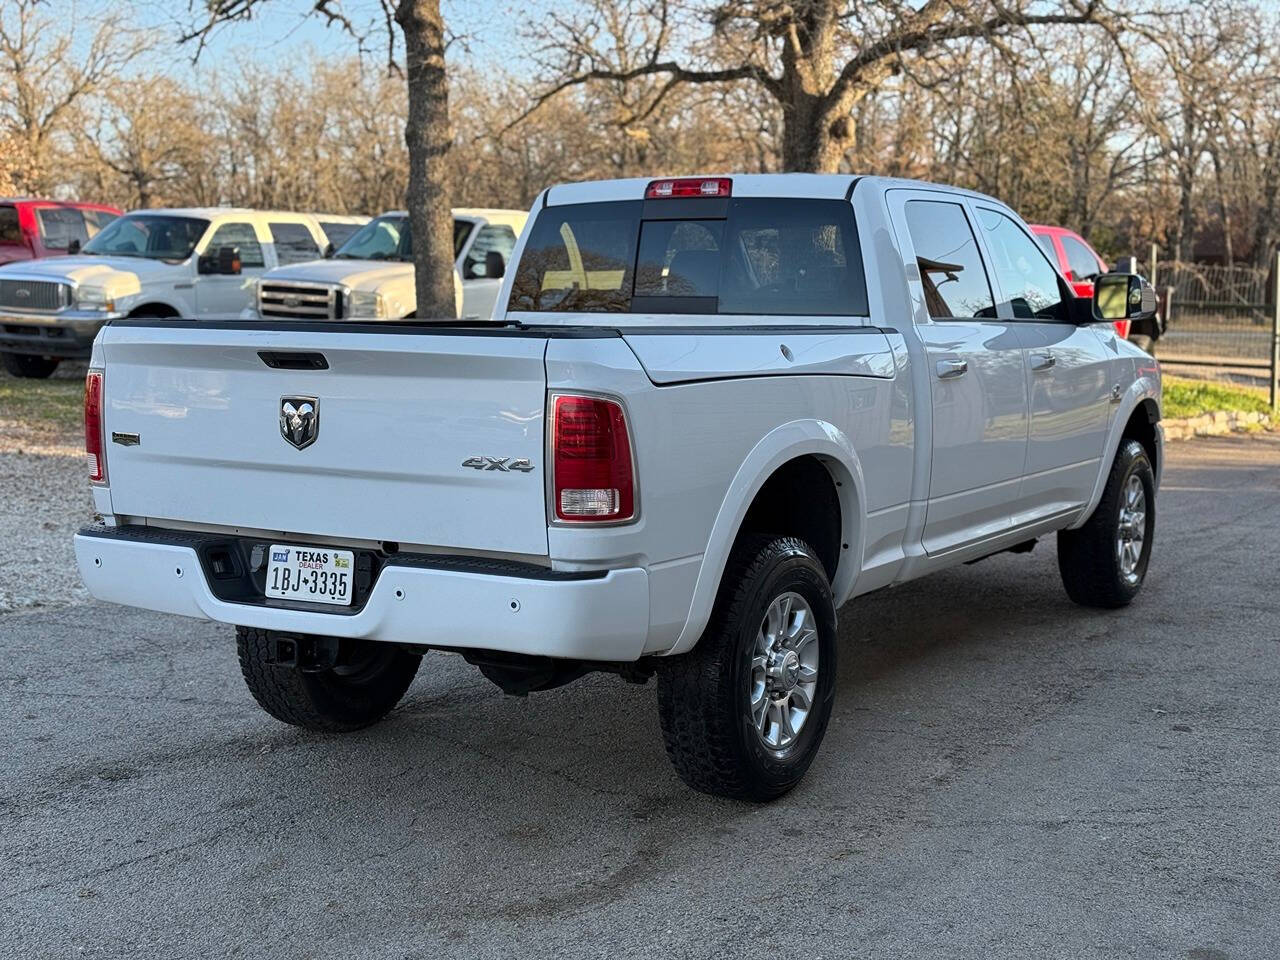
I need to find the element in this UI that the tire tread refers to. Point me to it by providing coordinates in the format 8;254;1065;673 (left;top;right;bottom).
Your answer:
657;535;834;800
1057;439;1154;608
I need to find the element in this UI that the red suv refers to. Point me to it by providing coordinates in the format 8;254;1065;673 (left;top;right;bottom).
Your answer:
1030;224;1161;349
0;198;122;266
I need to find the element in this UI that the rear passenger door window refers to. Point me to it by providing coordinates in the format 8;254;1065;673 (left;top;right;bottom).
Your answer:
975;209;1067;320
206;222;265;268
902;201;996;320
269;222;321;265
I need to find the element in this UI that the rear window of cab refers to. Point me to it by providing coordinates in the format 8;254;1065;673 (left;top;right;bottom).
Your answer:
507;197;868;316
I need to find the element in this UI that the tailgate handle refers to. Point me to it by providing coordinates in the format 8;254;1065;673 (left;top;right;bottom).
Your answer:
258;351;329;370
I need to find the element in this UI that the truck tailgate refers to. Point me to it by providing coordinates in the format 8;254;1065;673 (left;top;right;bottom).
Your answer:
98;324;550;556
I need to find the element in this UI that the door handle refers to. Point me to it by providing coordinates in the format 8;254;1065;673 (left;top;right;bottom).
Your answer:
1030;352;1056;371
935;358;968;380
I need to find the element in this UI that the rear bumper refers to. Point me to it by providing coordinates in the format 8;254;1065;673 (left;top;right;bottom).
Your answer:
0;309;114;358
73;528;652;662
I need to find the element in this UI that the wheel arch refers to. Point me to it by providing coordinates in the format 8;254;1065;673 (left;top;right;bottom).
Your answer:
666;420;867;655
1070;374;1163;530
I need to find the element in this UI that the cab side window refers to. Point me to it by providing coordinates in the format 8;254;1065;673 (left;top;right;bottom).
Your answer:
206;222;264;268
903;200;996;320
269;222;321;265
977;209;1068;320
463;224;518;278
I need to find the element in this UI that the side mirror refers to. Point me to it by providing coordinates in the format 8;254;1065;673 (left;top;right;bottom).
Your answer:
1094;272;1156;322
67;238;81;255
217;245;242;275
484;250;506;280
323;242;335;259
199;245;242;275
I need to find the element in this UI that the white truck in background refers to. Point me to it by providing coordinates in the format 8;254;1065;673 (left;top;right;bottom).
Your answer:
248;209;527;321
0;209;366;378
74;175;1162;800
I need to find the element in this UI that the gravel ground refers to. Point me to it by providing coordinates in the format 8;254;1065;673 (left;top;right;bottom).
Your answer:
2;433;1279;958
0;363;94;612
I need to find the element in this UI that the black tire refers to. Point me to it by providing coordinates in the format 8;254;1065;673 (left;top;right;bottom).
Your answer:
657;535;837;801
2;352;59;378
236;627;421;732
1057;439;1155;608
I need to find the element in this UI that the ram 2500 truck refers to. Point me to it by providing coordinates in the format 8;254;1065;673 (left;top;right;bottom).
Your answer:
74;175;1162;800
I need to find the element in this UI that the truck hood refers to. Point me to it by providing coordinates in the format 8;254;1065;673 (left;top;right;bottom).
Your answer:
0;255;175;294
264;258;413;291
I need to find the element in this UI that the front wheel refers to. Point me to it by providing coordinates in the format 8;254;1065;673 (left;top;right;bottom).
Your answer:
1;352;59;378
236;627;421;732
1057;439;1156;608
657;536;837;800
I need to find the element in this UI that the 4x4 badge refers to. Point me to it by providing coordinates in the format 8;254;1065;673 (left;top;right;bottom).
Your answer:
461;456;534;473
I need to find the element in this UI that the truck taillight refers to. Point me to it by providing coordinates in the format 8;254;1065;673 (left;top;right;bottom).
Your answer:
85;369;106;484
552;394;635;522
645;177;732;199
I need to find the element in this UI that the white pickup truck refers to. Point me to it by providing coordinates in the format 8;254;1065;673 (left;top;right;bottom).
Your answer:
74;175;1162;800
247;208;527;322
0;208;366;377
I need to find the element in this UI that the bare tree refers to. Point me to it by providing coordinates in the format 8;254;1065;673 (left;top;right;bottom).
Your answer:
72;77;212;208
1118;1;1259;261
183;0;456;319
521;0;1113;173
0;0;151;194
395;0;455;320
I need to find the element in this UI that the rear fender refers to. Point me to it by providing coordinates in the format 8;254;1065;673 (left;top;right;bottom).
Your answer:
666;419;866;655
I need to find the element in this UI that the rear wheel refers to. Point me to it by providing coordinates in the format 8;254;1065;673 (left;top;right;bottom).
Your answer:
657;535;837;800
1;353;59;378
1057;439;1155;608
236;627;420;732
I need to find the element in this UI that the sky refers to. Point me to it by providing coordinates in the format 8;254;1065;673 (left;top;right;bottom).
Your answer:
112;0;534;80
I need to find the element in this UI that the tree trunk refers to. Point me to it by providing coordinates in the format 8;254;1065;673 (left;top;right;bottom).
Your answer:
396;0;456;319
775;2;851;174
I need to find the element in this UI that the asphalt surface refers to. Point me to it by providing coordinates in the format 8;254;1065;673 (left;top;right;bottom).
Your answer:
4;434;1279;959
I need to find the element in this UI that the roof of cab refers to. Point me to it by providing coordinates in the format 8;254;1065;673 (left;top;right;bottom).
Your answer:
542;173;1003;208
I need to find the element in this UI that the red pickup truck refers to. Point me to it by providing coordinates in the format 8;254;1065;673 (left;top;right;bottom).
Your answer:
0;198;121;266
1030;224;1161;350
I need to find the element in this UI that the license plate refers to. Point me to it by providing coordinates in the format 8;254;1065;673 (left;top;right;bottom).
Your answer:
265;544;354;606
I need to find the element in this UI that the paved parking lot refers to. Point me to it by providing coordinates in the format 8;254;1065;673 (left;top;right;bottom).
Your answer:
4;433;1279;959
